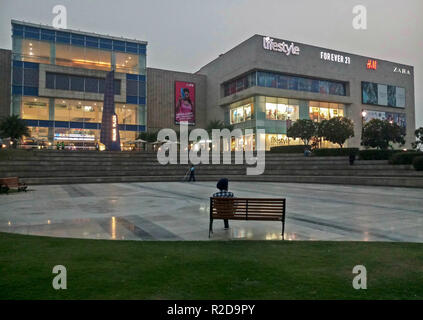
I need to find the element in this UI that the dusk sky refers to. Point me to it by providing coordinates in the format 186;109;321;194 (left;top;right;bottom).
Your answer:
1;0;422;128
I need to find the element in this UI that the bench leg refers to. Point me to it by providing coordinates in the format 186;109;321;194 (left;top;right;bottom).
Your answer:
208;219;213;238
281;220;285;240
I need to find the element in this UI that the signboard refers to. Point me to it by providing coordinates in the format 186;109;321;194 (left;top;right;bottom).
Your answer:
320;51;351;64
175;81;195;125
262;37;300;56
366;59;378;70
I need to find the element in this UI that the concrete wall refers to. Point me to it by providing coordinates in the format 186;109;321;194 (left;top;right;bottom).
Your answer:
0;49;11;119
147;67;207;132
197;34;416;148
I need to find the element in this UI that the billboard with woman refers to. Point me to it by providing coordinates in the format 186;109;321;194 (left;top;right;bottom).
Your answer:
175;81;195;125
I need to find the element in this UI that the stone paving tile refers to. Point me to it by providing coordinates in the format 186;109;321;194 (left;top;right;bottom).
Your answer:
0;182;422;242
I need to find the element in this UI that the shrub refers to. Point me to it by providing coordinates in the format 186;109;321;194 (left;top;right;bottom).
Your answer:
269;145;308;154
390;151;423;165
312;148;359;157
412;156;423;171
358;150;401;160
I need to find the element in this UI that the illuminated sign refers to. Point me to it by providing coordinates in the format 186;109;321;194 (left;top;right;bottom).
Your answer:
112;114;117;142
394;67;411;75
320;51;351;64
366;59;377;70
263;37;300;56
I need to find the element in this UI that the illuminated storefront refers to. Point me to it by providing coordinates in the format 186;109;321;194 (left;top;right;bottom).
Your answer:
10;20;147;149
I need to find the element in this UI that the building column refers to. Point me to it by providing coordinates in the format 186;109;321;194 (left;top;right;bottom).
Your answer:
48;98;55;142
11;95;21;116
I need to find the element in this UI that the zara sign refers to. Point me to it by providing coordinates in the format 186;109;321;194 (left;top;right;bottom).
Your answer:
262;36;300;56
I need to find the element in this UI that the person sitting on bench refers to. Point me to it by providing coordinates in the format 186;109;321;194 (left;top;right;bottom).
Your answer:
212;178;234;230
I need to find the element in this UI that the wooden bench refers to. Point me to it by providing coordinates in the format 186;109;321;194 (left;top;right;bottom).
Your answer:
0;177;28;194
209;197;286;239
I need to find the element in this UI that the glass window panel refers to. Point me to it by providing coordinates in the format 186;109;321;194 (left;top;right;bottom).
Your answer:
288;77;298;90
21;97;49;120
114;79;121;95
69;101;85;122
309;107;320;122
138;81;146;97
23;67;39;87
126;79;138;96
46;73;55;89
13;67;23;85
21;39;50;64
319;107;330;120
387;85;397;107
70;75;85;91
85;77;99;93
99;78;105;93
55;74;69;90
115;52;139;74
55;99;70;121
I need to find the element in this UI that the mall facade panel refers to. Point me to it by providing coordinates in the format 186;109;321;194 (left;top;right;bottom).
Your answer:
0;22;416;150
196;35;415;150
0;49;11;120
10;20;147;148
147;68;207;132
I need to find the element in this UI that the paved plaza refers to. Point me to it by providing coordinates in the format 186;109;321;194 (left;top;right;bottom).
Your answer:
1;182;422;242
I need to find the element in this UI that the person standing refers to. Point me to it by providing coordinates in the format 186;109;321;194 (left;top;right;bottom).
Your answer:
188;164;196;182
212;178;233;230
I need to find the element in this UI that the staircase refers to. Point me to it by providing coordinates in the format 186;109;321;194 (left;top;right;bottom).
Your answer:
1;150;423;187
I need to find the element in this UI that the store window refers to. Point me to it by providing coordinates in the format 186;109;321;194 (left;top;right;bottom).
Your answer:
265;97;299;121
54;99;103;123
309;101;344;122
265;134;302;150
229;98;254;124
115;104;138;125
21;97;49;120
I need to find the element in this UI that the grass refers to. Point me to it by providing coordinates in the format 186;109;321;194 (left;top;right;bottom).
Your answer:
0;232;422;300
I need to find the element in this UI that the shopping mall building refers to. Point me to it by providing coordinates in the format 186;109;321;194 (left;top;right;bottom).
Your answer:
0;20;416;150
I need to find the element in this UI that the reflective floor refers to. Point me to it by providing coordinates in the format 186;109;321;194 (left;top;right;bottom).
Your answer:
1;182;422;242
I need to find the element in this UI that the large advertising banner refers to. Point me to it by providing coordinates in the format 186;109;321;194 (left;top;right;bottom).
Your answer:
175;81;195;125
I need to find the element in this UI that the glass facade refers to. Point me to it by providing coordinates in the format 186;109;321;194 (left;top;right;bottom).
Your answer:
223;71;347;97
229;97;254;124
11;21;147;148
362;82;405;108
265;97;299;121
227;95;346;150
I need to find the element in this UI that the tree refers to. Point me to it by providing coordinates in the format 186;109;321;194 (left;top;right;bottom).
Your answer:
287;119;317;147
0;115;30;148
137;131;158;142
412;127;423;151
205;120;234;136
361;119;406;150
319;117;354;148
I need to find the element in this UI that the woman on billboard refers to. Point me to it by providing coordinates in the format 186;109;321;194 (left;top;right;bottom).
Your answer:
176;87;194;123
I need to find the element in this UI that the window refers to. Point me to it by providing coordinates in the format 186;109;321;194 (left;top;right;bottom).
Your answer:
362;81;405;108
54;99;103;123
55;44;112;71
308;101;344;122
21;39;50;64
224;71;347;97
21;97;49;120
115;52;140;74
229;97;254;124
265;97;299;121
45;73;121;95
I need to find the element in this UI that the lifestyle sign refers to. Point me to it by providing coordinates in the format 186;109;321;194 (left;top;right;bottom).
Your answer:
262;36;300;56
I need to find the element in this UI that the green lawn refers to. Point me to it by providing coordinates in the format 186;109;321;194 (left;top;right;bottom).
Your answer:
0;232;422;300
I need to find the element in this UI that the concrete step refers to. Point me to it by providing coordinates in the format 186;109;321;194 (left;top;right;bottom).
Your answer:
21;175;423;188
1;167;423;178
